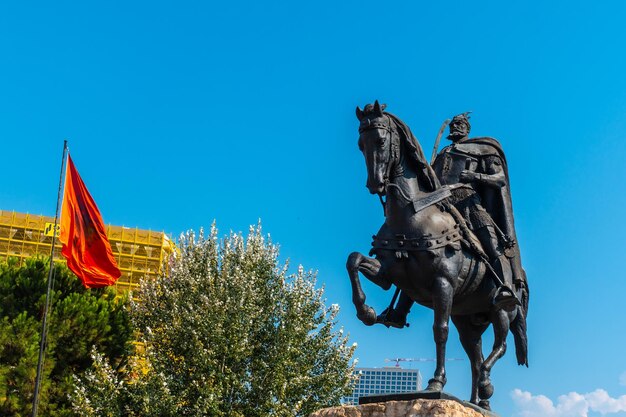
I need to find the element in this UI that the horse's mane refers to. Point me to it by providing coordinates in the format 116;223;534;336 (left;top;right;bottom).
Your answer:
386;112;441;191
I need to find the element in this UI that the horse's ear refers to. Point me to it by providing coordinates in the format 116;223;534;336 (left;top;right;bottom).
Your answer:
356;106;364;121
374;100;384;116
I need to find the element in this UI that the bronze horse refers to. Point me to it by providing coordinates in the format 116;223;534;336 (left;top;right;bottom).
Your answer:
346;102;528;410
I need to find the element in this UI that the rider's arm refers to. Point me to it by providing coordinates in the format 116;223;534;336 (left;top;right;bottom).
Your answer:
459;155;506;187
475;155;506;188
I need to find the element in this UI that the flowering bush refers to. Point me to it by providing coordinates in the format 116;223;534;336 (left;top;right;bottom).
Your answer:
72;224;355;417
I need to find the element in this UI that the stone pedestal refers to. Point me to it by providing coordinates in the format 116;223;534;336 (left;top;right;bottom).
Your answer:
310;398;498;417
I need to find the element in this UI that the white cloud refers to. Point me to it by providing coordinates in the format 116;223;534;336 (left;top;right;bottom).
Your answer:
511;388;626;417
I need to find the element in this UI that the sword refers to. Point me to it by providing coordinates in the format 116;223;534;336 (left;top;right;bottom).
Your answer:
430;119;450;165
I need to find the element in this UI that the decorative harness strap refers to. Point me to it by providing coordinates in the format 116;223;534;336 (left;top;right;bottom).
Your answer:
370;226;462;257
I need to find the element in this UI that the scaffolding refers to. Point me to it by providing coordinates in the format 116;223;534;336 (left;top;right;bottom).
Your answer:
0;210;174;294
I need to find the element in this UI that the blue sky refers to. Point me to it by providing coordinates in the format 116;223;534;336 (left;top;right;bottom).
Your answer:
2;1;626;416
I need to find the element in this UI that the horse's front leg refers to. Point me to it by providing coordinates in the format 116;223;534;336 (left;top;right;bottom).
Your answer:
346;251;391;326
426;277;454;391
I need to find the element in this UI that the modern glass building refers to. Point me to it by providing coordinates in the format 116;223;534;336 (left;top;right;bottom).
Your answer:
343;367;422;405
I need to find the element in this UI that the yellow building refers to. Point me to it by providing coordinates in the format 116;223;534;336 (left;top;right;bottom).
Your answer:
0;210;174;294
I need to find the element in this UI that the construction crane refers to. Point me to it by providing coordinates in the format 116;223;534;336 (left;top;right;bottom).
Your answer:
385;357;464;368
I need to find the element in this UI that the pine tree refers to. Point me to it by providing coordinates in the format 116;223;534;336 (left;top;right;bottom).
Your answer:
0;258;133;416
72;224;356;417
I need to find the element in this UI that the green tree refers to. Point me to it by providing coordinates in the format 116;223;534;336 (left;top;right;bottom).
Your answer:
72;224;356;417
0;258;133;416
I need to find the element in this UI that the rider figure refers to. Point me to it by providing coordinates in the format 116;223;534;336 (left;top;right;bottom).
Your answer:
378;113;522;328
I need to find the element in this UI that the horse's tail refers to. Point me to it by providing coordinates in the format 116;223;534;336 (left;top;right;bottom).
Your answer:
511;283;529;367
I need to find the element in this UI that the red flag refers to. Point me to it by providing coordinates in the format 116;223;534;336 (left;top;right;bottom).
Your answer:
59;155;121;288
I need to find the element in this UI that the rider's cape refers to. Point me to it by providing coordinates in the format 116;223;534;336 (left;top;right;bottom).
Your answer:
439;136;527;287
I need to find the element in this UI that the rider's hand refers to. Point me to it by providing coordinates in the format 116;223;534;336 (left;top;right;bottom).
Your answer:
459;170;477;183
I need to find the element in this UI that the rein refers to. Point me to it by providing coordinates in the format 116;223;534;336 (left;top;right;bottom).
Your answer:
386;183;412;204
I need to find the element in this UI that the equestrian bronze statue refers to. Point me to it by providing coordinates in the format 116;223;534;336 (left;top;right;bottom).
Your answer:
346;101;529;410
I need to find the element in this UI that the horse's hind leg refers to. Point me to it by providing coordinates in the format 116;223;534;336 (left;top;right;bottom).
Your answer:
426;277;454;392
452;315;488;405
346;252;391;326
478;308;511;410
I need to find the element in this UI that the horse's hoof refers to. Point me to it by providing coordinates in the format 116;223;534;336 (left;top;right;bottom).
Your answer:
376;307;408;329
425;377;445;392
478;381;494;399
478;400;491;411
357;305;377;326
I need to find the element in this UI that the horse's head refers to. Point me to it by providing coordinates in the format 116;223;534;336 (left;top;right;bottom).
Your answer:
356;100;398;195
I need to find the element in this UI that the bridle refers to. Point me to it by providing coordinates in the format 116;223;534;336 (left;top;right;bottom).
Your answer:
359;115;404;186
359;115;403;213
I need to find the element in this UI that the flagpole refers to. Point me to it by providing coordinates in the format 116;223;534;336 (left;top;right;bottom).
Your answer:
32;140;68;417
